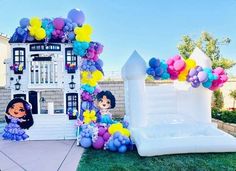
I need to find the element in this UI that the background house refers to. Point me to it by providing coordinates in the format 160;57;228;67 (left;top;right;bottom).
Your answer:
0;33;10;87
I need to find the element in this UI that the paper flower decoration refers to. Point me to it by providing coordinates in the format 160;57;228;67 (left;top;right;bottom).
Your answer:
108;123;130;137
81;70;103;87
83;110;97;124
74;24;93;43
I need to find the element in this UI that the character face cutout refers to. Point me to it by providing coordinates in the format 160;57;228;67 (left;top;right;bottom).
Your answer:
98;95;111;110
8;102;26;118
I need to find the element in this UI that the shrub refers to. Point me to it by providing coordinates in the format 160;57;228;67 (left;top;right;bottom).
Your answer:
212;109;236;124
212;90;224;110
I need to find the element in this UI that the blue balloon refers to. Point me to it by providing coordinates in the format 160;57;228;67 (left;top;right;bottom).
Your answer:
118;145;127;153
118;135;124;141
108;141;117;151
113;132;121;139
68;32;75;40
146;68;155;76
202;80;212;88
114;138;121;147
19;18;29;28
80;137;92;148
155;67;164;76
67;8;85;26
149;58;160;68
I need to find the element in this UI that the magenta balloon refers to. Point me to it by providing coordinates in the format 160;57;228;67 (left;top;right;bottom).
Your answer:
92;136;104;149
67;8;85;26
103;132;111;141
173;60;185;71
53;18;65;30
98;127;106;136
198;71;208;83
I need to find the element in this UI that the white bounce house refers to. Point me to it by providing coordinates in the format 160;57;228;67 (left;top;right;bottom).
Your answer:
122;47;236;156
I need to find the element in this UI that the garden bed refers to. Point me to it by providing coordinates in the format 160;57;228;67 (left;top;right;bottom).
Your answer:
212;118;236;136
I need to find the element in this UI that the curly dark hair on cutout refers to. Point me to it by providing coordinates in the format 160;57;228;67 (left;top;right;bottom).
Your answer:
5;98;34;129
96;90;116;109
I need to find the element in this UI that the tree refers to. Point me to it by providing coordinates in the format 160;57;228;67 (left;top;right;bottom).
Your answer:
229;90;236;109
177;32;236;69
212;90;224;110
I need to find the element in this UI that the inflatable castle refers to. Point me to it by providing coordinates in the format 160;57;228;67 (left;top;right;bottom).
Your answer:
122;47;236;156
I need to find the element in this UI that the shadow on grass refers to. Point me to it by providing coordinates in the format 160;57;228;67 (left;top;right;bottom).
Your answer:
78;148;236;171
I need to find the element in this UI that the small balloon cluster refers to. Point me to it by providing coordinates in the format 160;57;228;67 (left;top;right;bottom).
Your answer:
146;56;228;90
77;122;132;153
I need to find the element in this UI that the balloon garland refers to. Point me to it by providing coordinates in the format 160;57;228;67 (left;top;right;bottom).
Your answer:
146;56;228;90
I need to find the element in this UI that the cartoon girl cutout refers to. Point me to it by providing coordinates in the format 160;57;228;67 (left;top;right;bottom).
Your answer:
96;91;116;125
3;98;34;141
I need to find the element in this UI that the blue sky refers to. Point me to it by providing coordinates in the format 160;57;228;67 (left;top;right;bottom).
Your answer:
0;0;236;74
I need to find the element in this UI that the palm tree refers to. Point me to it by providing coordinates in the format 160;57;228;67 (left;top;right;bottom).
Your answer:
229;90;236;109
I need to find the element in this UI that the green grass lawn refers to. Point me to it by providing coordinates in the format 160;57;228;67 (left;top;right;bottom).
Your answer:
78;148;236;171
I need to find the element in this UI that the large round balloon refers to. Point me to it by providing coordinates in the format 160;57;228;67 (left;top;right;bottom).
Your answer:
67;8;85;26
92;136;104;149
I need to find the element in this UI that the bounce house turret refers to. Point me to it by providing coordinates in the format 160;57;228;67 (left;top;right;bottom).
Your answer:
189;47;212;68
122;50;146;128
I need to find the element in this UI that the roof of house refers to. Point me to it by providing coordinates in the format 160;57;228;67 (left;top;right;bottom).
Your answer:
8;36;70;44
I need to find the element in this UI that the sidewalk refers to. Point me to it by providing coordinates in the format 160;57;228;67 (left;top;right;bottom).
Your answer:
0;139;84;171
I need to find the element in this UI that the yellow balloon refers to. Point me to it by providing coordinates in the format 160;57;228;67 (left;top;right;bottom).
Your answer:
178;74;187;81
35;28;46;40
30;17;42;28
29;26;37;36
186;59;196;69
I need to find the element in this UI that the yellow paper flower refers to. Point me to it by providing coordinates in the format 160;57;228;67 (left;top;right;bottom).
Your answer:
74;24;93;43
108;122;131;137
83;110;97;124
81;70;103;87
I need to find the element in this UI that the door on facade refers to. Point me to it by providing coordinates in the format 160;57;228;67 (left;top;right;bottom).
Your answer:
29;91;38;114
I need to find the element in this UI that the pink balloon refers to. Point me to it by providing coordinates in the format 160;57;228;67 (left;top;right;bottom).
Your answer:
214;67;224;75
167;59;174;65
92;136;104;149
220;75;228;82
173;55;181;60
173;60;186;71
53;18;65;30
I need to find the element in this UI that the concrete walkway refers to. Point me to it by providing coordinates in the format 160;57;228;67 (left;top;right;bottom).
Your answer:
0;139;84;171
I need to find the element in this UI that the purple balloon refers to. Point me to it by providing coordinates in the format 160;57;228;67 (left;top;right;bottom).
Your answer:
191;82;200;88
67;8;85;26
198;71;208;83
92;136;104;149
53;18;65;30
103;132;111;141
189;69;197;77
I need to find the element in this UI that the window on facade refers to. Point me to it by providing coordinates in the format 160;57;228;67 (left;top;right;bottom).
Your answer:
65;48;77;65
66;93;78;111
13;48;25;67
13;94;26;100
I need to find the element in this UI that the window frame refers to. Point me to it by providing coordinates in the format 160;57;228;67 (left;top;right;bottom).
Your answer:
66;93;78;112
13;48;26;68
65;48;77;66
13;94;26;100
29;44;61;51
